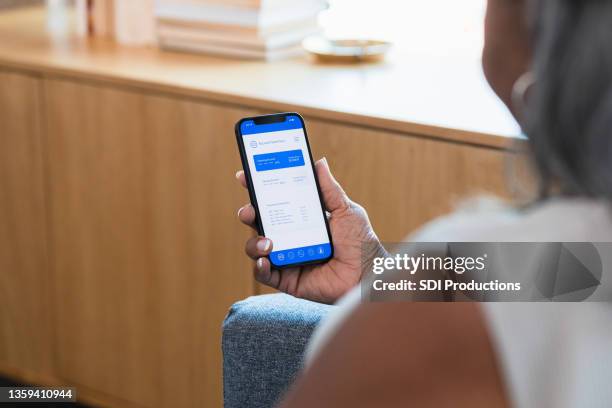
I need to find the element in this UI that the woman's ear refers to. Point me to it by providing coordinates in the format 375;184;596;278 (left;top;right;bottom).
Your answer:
482;0;532;117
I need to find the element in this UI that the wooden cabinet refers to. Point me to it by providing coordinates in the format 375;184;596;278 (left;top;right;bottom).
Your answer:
42;79;254;407
0;70;54;378
0;72;514;407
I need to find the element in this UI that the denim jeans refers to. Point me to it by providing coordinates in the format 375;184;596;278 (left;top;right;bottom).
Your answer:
222;294;333;408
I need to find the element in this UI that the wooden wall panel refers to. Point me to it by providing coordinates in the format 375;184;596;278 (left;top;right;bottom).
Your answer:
306;119;511;242
0;71;53;374
42;78;254;408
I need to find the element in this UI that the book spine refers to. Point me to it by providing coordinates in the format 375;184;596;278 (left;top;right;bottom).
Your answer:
157;24;321;50
155;0;327;29
160;37;304;61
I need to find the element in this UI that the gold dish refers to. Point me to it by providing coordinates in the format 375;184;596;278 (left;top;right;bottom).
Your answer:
302;36;392;63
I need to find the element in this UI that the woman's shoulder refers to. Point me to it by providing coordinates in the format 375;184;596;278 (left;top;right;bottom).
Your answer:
410;196;612;242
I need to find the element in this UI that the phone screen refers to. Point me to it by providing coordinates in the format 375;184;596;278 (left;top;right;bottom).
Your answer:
238;114;332;267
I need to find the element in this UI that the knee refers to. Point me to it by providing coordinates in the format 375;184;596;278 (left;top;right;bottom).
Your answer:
223;293;332;340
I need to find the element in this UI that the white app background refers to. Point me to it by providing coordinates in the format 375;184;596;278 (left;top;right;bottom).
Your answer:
243;128;329;252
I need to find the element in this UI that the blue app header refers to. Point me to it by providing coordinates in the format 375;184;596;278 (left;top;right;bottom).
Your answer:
253;149;305;172
240;115;303;135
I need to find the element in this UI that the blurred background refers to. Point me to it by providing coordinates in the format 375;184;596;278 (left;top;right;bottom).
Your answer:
0;1;519;407
1;0;487;56
322;0;486;58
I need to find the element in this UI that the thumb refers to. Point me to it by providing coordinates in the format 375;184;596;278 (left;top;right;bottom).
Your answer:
315;158;350;212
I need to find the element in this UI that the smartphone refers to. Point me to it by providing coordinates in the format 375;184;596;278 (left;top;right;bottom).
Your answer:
235;112;333;269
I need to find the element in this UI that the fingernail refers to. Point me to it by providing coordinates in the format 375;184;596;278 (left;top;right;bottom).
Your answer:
321;157;329;168
237;206;244;218
256;258;270;282
235;171;242;179
257;238;271;252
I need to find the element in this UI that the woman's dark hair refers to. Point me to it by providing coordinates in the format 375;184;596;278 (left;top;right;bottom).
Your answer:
525;0;612;198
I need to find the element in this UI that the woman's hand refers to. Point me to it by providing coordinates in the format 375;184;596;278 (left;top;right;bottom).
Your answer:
236;158;386;304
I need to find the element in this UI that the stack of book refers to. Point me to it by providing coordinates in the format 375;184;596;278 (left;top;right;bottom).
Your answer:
155;0;328;61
